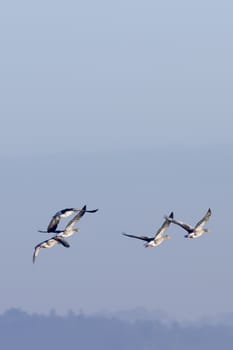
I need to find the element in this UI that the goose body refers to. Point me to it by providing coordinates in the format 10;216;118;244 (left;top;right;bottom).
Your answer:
166;208;211;238
122;212;173;248
55;205;87;238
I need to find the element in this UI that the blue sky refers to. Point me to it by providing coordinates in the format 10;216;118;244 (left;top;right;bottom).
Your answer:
0;0;233;322
0;0;232;155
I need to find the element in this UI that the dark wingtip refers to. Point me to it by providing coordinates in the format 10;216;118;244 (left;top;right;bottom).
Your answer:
164;212;174;221
55;237;70;248
80;205;87;216
62;240;70;248
86;208;99;213
79;205;86;215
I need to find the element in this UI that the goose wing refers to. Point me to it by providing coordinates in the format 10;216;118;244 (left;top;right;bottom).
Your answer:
169;218;194;232
122;232;151;242
33;237;70;263
65;205;87;229
47;215;60;232
54;236;70;248
154;212;173;239
33;244;41;264
46;207;97;232
47;208;75;232
32;238;56;263
194;208;212;229
86;208;99;213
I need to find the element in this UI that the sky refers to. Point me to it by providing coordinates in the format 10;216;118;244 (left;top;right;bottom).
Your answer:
0;0;233;322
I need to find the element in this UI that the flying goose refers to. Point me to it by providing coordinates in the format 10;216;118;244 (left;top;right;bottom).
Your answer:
33;236;70;263
39;206;98;233
54;205;87;238
122;212;173;248
165;208;211;238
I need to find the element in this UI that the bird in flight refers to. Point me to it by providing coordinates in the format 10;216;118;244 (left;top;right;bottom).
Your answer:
122;212;174;247
33;236;70;263
38;206;99;233
33;205;98;263
165;208;211;238
55;205;87;238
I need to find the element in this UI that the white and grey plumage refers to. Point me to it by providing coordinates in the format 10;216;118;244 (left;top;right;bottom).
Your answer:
165;208;211;238
122;212;173;248
39;206;98;233
55;205;87;238
33;236;70;263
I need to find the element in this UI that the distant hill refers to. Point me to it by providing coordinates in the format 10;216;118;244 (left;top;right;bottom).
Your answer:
1;308;233;350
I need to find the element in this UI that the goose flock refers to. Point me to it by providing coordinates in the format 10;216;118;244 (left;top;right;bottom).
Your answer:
33;207;211;263
33;205;98;263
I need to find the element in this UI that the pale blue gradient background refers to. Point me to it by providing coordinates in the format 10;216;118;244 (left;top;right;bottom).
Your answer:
0;0;232;321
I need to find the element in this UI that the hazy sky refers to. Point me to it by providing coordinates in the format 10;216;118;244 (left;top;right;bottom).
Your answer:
0;0;233;155
0;1;233;322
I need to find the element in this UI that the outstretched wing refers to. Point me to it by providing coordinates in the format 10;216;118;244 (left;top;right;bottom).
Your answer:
54;237;70;248
122;232;151;242
86;208;99;213
154;212;174;239
33;244;41;264
32;238;55;263
65;205;87;229
32;236;70;264
47;208;76;232
194;208;212;229
45;207;97;232
47;215;61;232
167;218;194;232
